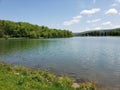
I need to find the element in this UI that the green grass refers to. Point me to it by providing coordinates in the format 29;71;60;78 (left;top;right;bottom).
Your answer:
0;61;97;90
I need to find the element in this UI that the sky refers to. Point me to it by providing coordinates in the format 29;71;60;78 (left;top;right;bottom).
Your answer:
0;0;120;32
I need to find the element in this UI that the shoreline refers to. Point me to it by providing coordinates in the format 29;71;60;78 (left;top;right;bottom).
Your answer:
0;61;99;90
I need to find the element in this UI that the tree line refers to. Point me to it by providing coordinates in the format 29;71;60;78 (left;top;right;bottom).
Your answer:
0;20;73;38
76;29;120;36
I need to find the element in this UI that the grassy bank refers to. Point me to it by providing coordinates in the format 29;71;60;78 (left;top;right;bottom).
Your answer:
0;61;98;90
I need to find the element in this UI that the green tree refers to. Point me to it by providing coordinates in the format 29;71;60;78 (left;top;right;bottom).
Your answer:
0;29;4;37
0;20;73;38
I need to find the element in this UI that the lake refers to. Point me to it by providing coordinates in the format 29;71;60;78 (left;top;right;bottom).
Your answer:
0;37;120;89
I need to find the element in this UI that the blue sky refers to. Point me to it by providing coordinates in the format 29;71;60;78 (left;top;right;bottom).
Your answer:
0;0;120;32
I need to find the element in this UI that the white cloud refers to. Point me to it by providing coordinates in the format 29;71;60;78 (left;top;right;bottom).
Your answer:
73;16;82;20
111;3;118;7
113;25;120;28
63;15;82;26
94;27;101;30
111;0;120;7
85;27;90;31
102;21;112;26
116;0;120;3
80;8;101;15
105;8;118;14
87;18;101;23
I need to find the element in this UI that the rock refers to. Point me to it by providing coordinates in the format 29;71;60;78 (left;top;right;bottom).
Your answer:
72;83;80;88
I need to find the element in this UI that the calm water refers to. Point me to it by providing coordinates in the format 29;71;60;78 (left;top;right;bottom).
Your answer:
0;37;120;89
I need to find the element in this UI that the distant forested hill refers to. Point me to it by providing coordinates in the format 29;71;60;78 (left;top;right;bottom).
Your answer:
0;20;73;38
75;28;120;36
